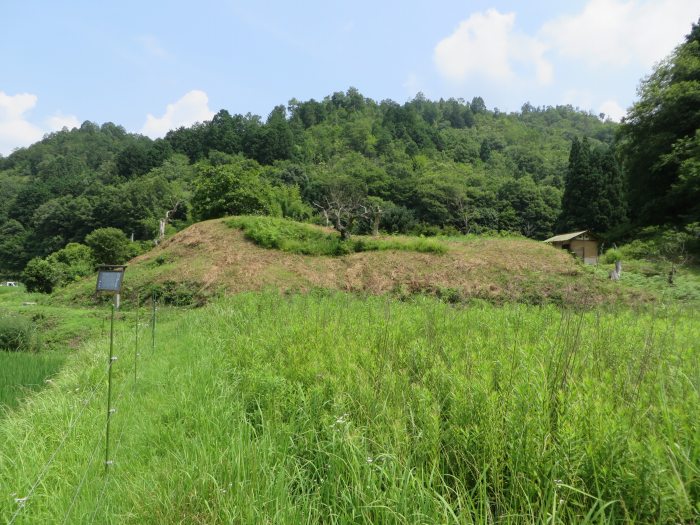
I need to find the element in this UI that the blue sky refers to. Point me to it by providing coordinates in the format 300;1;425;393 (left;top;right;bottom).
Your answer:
0;0;697;155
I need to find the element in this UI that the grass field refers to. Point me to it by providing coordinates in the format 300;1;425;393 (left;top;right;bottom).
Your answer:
1;291;698;523
0;352;66;411
0;287;108;411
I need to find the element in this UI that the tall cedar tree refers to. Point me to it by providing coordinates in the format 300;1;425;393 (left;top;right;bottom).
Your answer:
559;137;627;233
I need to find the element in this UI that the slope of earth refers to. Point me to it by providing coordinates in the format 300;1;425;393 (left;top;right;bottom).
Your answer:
57;219;647;307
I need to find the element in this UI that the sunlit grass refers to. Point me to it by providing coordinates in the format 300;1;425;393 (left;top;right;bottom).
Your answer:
228;215;448;255
0;287;108;411
1;292;698;523
0;352;65;411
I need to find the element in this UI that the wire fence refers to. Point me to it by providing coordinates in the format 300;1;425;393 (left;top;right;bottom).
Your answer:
6;365;108;525
5;294;158;525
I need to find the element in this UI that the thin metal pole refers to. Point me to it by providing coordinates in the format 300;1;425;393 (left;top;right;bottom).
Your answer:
105;302;116;472
151;292;156;352
134;294;139;386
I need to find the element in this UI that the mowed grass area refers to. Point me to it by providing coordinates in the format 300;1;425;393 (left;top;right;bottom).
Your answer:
1;292;698;524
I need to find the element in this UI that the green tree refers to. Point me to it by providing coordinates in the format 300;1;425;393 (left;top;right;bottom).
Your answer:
46;243;95;284
22;258;60;293
30;196;94;254
559;138;626;233
8;184;52;227
85;227;133;265
618;19;700;224
498;177;561;238
191;156;277;220
0;220;28;275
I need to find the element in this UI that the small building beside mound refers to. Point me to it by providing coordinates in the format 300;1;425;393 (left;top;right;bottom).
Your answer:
544;230;599;264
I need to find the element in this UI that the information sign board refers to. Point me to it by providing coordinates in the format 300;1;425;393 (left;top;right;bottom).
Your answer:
96;266;126;294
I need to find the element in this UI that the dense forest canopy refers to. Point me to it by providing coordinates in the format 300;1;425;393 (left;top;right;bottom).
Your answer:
618;20;700;226
1;16;698;281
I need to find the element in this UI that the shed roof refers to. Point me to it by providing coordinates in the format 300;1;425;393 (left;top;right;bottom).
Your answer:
543;230;594;243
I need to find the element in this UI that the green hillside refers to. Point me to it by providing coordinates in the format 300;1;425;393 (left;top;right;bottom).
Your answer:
0;92;619;279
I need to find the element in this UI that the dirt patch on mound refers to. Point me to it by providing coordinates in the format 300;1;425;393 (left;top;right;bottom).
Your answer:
126;219;643;307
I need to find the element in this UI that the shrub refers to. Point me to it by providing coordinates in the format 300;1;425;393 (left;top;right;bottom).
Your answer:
228;216;449;256
603;248;623;264
46;242;95;284
0;315;37;352
85;227;134;265
141;280;207;307
22;258;60;293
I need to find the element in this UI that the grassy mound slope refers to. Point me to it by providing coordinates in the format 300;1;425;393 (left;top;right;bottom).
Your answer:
57;218;646;307
1;292;698;523
228;216;448;255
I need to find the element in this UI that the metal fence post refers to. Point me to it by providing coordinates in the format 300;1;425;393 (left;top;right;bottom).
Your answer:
134;294;139;386
151;292;157;352
105;301;116;472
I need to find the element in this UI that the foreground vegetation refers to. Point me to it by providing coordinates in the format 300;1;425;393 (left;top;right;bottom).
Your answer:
0;287;106;411
1;291;698;523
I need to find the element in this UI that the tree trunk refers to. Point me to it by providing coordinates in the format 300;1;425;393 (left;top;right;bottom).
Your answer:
372;213;380;237
609;260;622;281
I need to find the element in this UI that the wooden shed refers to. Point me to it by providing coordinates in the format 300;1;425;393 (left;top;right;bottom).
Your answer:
544;230;600;265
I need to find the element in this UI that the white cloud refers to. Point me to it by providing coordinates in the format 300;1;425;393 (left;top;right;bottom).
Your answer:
0;92;43;156
562;91;628;120
141;90;215;138
599;99;627;121
541;0;698;68
46;112;80;132
0;91;81;156
434;9;553;85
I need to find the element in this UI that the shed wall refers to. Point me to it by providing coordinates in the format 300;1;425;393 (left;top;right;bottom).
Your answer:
569;239;599;264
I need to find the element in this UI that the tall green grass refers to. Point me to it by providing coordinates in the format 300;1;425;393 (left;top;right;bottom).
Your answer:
0;287;109;412
0;352;65;411
228;216;448;255
0;292;698;523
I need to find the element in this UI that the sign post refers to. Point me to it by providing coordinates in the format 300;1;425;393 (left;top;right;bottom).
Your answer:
95;265;126;472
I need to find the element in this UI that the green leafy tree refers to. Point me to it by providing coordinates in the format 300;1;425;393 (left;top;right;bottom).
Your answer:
498;177;561;238
272;185;312;221
618;19;700;224
85;227;133;265
22;257;61;293
0;219;28;275
191;156;277;220
46;243;95;284
8;184;52;227
30;196;94;255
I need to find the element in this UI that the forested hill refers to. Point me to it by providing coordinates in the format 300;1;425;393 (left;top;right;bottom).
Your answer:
0;93;618;276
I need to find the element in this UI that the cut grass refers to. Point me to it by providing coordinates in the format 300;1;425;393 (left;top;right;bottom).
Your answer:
1;291;698;523
227;215;448;255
